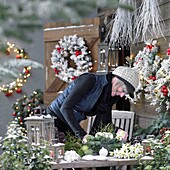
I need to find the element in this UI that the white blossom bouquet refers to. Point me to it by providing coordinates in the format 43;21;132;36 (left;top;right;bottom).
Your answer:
110;143;143;159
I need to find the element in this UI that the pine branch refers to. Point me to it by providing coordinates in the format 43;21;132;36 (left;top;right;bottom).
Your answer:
3;59;43;69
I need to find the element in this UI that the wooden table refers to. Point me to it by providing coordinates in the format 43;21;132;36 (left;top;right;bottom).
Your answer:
51;156;153;170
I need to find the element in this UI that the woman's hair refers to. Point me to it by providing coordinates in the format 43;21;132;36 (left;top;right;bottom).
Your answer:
112;77;128;94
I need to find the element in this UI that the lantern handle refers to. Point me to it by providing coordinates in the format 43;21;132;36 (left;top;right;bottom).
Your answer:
32;104;47;116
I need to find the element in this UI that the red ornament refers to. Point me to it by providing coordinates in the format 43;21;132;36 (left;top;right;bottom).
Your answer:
12;112;16;116
16;55;21;59
25;69;30;74
146;45;154;50
71;76;78;80
5;92;12;96
16;88;22;93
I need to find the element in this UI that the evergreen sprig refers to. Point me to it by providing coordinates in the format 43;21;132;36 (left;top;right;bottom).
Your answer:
12;89;44;128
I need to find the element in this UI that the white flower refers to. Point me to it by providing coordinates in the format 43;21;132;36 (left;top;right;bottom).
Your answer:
95;132;114;139
64;150;81;162
116;129;128;141
112;143;143;159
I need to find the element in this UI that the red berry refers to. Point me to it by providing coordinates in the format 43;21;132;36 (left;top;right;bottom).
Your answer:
152;76;156;81
162;85;167;89
163;89;168;93
163;92;168;96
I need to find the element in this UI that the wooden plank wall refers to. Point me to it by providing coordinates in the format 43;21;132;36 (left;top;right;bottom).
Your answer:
44;18;100;105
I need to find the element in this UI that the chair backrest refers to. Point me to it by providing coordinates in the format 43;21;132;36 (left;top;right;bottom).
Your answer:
112;110;135;140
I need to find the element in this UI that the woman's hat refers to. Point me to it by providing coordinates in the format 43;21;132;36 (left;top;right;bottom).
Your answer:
112;66;139;96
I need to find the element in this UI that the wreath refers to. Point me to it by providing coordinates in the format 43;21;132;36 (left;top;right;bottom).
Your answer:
51;34;93;83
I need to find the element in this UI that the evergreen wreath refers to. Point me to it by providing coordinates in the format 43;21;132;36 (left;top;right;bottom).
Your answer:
51;34;93;83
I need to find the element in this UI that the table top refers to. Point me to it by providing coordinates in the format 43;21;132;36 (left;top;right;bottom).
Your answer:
51;156;153;169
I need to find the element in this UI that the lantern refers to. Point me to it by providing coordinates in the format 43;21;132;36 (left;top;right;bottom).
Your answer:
97;42;122;73
97;42;109;73
50;142;65;162
108;45;120;71
32;105;47;116
25;115;55;144
142;139;150;156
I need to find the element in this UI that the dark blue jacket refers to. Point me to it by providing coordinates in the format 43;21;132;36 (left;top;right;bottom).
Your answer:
49;73;109;138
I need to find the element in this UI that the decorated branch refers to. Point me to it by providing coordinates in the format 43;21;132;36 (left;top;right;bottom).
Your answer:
133;40;170;113
0;42;43;96
132;41;170;138
11;89;44;128
51;34;93;83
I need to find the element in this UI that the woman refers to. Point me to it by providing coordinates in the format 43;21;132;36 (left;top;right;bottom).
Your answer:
43;66;139;141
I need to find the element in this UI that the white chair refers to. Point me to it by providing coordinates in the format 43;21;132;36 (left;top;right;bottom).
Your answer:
112;110;135;170
86;110;135;170
87;110;135;139
111;110;135;140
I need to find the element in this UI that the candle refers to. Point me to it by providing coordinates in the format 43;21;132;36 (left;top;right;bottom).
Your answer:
36;127;40;144
31;127;35;143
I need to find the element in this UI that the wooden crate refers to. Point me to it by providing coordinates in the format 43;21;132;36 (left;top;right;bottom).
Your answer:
44;18;100;105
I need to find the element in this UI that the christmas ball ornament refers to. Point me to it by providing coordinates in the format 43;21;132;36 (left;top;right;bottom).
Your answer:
12;112;16;116
16;88;22;93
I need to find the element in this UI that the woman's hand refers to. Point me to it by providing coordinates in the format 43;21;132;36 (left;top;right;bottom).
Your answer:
82;134;94;144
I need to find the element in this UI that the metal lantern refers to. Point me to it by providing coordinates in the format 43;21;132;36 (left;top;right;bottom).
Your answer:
97;42;122;73
108;45;120;71
25;115;55;144
97;42;109;73
142;139;150;156
50;143;65;162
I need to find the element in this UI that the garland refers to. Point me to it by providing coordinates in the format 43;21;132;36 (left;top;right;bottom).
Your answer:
0;42;43;96
51;34;93;83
